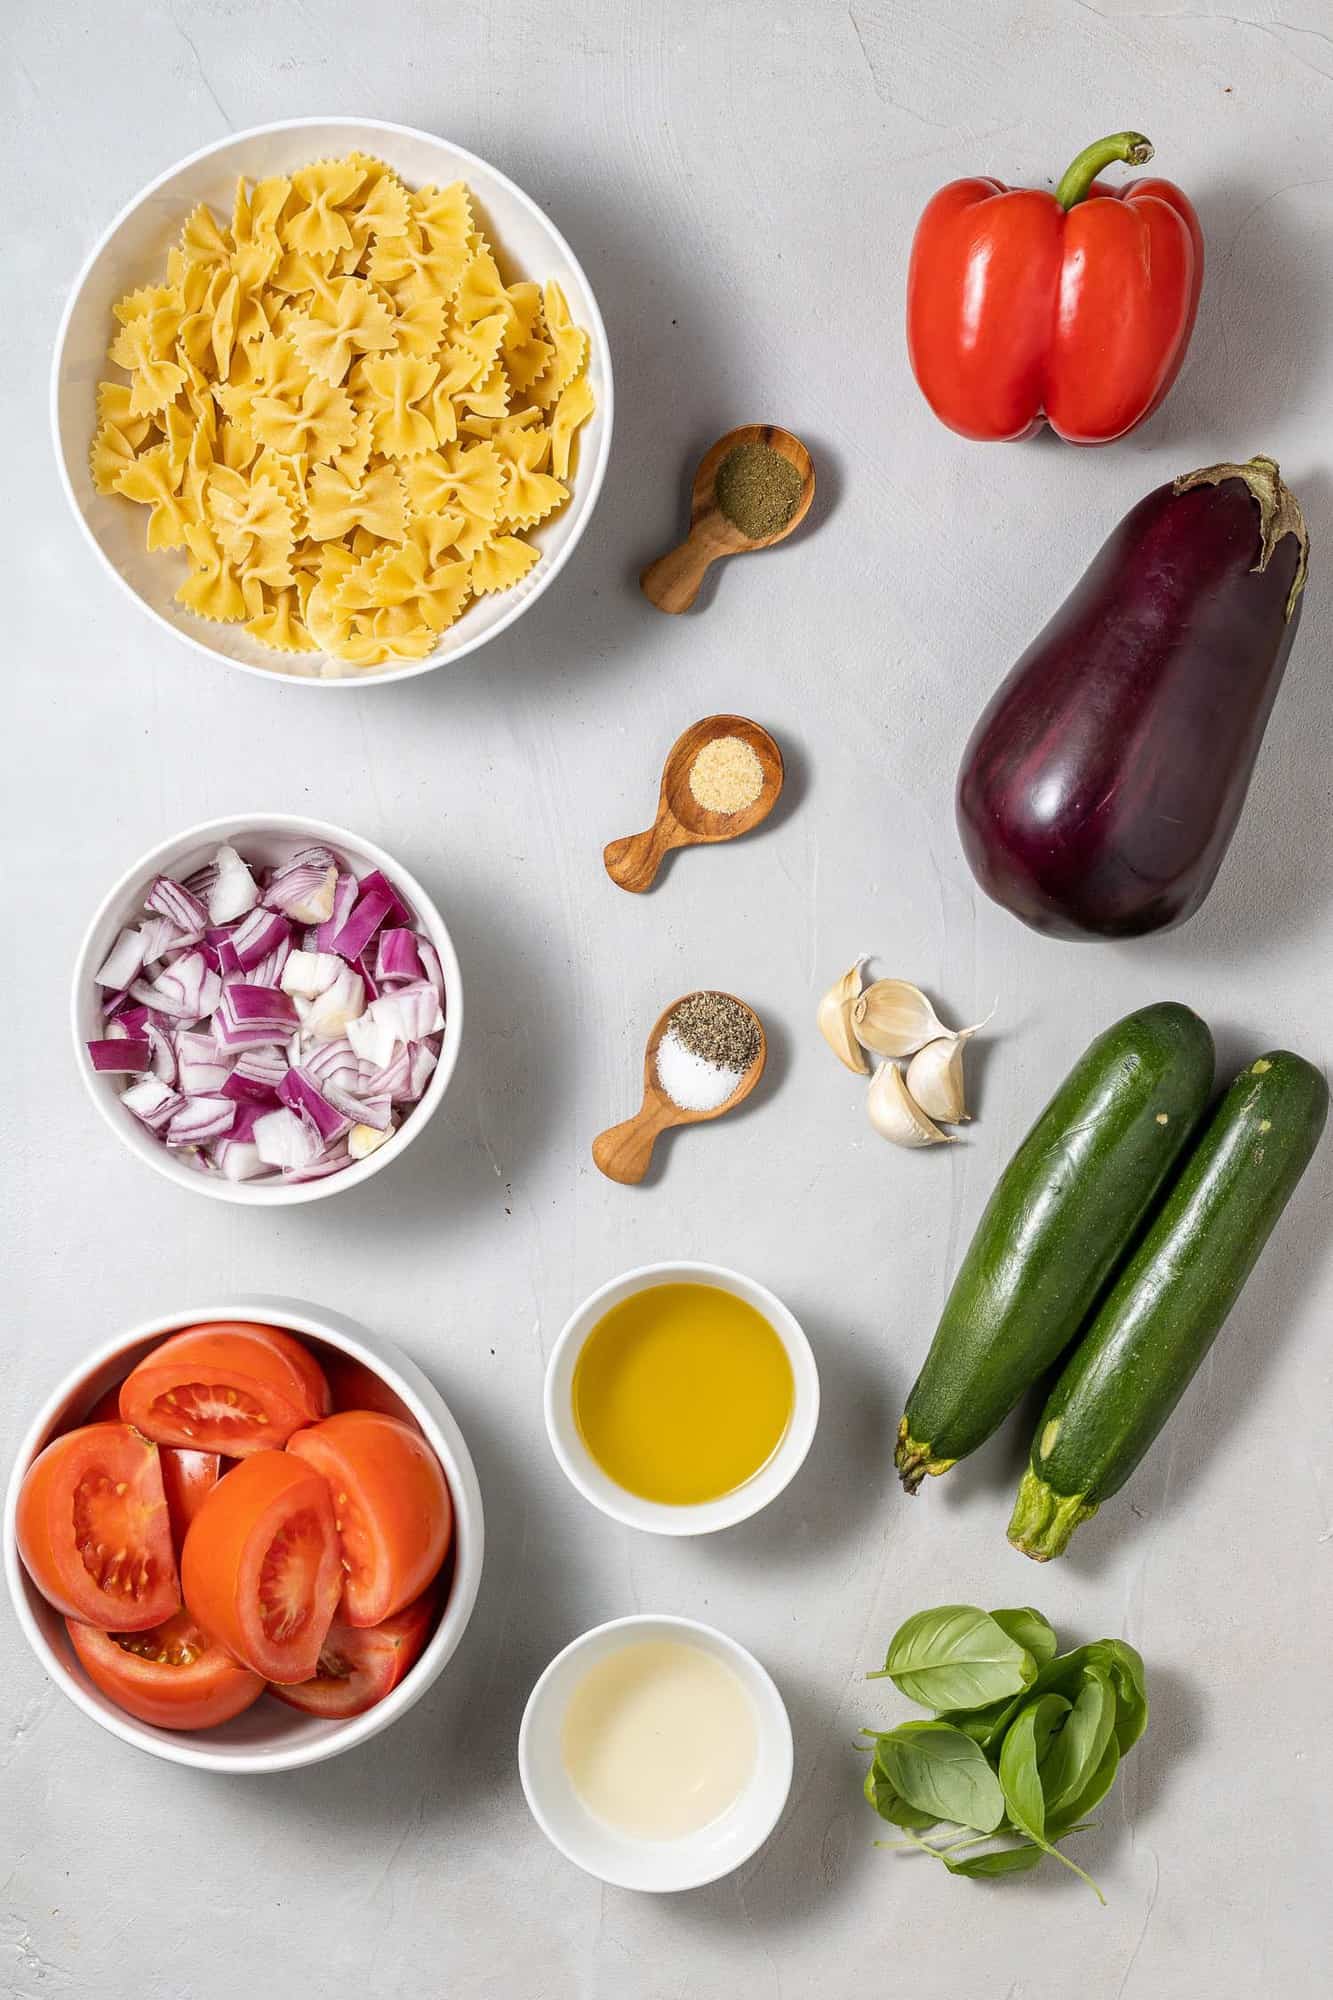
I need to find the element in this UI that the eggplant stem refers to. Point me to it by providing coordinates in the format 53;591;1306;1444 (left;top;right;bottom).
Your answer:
1054;131;1154;210
1172;456;1310;621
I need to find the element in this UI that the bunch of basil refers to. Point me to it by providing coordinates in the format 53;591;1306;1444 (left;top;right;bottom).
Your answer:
862;1604;1147;1898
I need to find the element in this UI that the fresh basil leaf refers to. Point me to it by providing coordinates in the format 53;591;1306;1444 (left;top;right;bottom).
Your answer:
1047;1734;1121;1835
999;1701;1106;1901
947;1699;1014;1748
878;1605;1037;1712
998;1699;1057;1843
944;1839;1046;1878
875;1721;1007;1834
1041;1669;1116;1815
864;1756;939;1831
1081;1640;1148;1752
991;1607;1058;1666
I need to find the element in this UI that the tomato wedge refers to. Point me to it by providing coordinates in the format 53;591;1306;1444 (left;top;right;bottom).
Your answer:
180;1451;342;1682
322;1353;422;1432
15;1424;179;1631
66;1610;265;1731
269;1589;436;1718
288;1410;452;1628
119;1322;330;1455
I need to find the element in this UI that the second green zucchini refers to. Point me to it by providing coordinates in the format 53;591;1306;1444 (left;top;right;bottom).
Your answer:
896;1002;1214;1492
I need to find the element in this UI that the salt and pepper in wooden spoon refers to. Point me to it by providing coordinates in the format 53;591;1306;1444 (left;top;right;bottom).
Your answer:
604;713;784;894
640;425;815;613
592;992;767;1184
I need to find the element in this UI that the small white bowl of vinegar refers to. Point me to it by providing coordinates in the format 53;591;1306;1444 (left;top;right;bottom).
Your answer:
543;1261;819;1535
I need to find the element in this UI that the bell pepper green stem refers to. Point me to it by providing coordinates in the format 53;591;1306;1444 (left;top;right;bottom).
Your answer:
1054;131;1155;210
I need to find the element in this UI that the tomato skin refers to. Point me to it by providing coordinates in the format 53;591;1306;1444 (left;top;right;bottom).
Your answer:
119;1321;330;1455
322;1353;422;1433
180;1450;342;1682
83;1381;126;1425
66;1611;265;1731
15;1424;180;1631
160;1449;221;1551
288;1411;453;1628
269;1589;436;1718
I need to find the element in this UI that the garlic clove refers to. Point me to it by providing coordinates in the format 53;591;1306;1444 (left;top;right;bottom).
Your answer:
906;1035;971;1124
853;980;952;1058
867;1060;953;1147
818;956;871;1074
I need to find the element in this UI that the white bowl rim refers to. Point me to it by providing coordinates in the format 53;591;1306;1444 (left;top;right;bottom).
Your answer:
543;1260;820;1536
50;114;615;690
517;1612;794;1893
70;811;463;1205
3;1295;485;1773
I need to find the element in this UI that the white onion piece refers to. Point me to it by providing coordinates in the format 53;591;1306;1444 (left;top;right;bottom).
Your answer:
349;1122;393;1160
253;1107;321;1169
281;949;343;998
121;1077;179;1130
208;845;259;925
176;1030;232;1096
346;1006;397;1071
308;967;365;1040
96;927;147;989
217;1140;265;1182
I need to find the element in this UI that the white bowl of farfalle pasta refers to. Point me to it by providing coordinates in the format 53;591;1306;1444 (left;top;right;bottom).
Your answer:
52;118;612;684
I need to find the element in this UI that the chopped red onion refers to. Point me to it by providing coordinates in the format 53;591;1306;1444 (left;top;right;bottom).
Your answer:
121;1077;180;1131
176;1030;232;1096
130;950;221;1021
214;982;300;1050
375;928;424;985
166;1096;235;1147
88;1037;152;1072
92;838;444;1186
278;1069;352;1144
146;876;208;939
315;871;358;951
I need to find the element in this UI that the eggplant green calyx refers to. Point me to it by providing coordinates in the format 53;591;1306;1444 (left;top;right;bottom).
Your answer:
1173;455;1310;620
1053;131;1154;211
1007;1468;1100;1562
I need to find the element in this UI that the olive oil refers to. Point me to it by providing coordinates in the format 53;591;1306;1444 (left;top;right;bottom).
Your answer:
573;1282;794;1505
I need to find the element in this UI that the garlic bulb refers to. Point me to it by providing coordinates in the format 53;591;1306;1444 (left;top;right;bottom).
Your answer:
867;1061;952;1147
906;1035;973;1124
818;957;870;1074
853;980;953;1058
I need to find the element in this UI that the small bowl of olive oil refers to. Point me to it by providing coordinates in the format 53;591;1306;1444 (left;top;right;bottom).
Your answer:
544;1262;819;1534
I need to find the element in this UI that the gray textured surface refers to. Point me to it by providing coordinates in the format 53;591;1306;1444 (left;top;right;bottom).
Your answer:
4;3;1332;1996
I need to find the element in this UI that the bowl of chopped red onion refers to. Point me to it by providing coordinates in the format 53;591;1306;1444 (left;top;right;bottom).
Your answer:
72;815;462;1202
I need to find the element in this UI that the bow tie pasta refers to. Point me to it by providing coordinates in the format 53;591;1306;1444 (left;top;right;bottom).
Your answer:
91;155;596;672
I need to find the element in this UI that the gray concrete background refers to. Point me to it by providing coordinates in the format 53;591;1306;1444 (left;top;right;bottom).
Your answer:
4;2;1331;1995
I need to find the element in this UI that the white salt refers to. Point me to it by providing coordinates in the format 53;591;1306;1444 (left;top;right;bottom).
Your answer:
655;1028;742;1111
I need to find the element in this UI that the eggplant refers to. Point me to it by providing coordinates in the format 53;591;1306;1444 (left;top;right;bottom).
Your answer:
957;456;1310;939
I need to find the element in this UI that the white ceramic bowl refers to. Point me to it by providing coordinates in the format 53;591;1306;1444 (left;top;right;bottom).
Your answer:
518;1614;793;1892
544;1261;819;1535
52;116;613;686
71;812;463;1205
3;1297;484;1773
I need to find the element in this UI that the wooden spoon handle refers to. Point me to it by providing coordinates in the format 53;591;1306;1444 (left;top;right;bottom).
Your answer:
603;816;684;894
640;530;717;614
592;1100;675;1184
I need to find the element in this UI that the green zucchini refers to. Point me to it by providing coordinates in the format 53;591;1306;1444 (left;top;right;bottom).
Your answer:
1009;1050;1329;1561
896;1003;1214;1493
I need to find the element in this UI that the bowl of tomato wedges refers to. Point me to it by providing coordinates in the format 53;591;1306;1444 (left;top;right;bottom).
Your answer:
3;1300;484;1771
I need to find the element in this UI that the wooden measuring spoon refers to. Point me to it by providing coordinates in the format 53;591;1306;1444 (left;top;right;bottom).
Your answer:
592;993;767;1184
604;714;783;894
640;424;815;613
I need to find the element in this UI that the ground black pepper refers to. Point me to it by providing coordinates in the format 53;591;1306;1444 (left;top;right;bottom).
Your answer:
714;442;804;540
666;992;761;1072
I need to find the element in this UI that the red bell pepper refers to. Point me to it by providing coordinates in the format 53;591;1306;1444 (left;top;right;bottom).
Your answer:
907;132;1204;445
